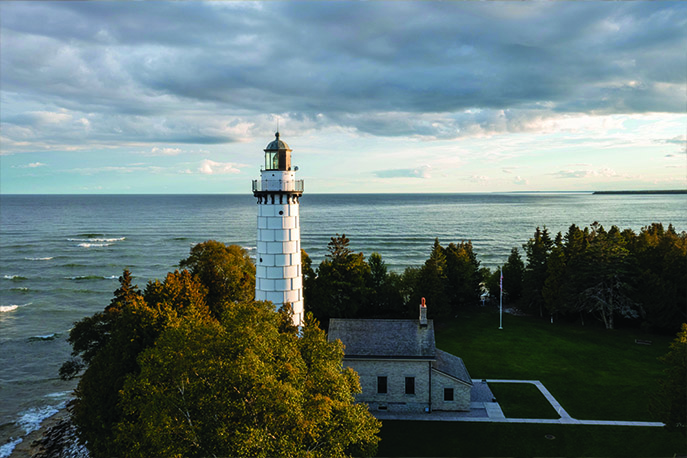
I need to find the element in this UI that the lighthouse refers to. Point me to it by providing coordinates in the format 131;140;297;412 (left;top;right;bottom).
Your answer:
252;132;304;326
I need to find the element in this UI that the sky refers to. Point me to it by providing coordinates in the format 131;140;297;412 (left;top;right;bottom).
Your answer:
1;1;685;194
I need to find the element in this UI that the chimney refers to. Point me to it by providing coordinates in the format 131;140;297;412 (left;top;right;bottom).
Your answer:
419;297;428;327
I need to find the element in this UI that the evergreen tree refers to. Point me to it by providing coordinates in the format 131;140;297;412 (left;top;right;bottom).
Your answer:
69;270;213;457
445;241;482;313
522;227;553;317
501;247;525;305
576;224;639;330
652;323;687;435
631;224;687;331
415;239;450;318
306;234;372;326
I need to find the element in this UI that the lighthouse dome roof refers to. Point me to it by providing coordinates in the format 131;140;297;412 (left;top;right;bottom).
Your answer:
264;132;291;151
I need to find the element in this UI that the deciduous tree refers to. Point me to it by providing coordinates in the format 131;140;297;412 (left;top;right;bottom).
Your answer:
114;304;381;457
179;240;255;318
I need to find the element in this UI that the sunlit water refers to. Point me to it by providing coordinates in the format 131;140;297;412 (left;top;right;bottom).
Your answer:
1;192;685;454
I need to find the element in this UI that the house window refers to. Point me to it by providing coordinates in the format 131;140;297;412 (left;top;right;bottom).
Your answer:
405;377;415;395
377;376;387;394
444;388;454;401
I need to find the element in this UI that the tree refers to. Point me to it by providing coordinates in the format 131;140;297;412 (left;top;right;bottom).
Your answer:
501;247;524;305
68;270;213;457
179;240;255;319
60;269;142;380
445;242;482;313
522;227;553;317
415;239;450;318
631;224;687;332
306;234;372;326
576;224;640;330
113;303;381;457
652;323;687;435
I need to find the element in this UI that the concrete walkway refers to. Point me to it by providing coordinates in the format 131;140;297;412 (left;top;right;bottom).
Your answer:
373;379;665;427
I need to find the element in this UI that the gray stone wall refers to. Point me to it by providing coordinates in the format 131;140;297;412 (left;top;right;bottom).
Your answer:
344;359;432;413
431;370;472;411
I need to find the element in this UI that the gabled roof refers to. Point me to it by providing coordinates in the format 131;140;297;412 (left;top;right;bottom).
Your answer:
328;318;436;359
433;349;473;386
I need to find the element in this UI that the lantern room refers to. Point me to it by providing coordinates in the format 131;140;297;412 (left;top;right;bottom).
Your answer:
264;132;292;171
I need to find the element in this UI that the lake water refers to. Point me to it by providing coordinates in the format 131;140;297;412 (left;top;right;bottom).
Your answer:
1;192;685;455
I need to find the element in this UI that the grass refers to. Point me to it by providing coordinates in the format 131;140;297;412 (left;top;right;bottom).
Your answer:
488;382;560;419
435;306;674;421
375;306;687;457
377;421;687;457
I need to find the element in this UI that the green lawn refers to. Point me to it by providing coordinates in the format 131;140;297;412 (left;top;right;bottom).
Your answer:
375;306;687;457
377;421;687;458
488;382;560;419
435;306;674;421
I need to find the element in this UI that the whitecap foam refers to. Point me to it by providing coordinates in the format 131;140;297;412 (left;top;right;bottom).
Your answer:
17;403;63;435
69;237;125;243
24;257;54;261
44;390;72;399
3;275;27;280
0;303;31;313
66;275;102;280
77;243;112;248
28;333;58;341
0;437;23;458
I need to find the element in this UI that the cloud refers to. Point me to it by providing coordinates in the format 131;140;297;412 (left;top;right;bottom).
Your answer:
552;167;637;179
0;1;685;154
13;162;47;168
374;165;432;179
554;169;595;179
469;175;490;184
149;146;182;156
514;176;529;185
198;159;241;175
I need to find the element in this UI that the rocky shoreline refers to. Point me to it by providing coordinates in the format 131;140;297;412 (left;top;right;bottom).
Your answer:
9;404;87;458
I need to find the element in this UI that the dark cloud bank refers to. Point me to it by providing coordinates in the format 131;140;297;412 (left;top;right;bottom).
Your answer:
1;1;685;149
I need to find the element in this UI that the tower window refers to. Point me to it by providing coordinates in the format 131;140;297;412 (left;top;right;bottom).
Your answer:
279;210;284;215
405;377;415;395
377;376;387;394
444;388;454;401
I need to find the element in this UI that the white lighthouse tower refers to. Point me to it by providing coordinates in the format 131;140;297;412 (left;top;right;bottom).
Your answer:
252;132;304;326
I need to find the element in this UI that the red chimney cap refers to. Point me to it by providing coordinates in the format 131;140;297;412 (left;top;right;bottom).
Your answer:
421;297;426;307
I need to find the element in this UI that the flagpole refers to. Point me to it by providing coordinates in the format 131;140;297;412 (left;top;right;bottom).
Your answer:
499;268;503;330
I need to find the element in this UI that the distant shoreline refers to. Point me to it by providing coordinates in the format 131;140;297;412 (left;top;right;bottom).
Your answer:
592;190;687;195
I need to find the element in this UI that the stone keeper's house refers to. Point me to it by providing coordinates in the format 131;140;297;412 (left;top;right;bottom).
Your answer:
328;300;473;413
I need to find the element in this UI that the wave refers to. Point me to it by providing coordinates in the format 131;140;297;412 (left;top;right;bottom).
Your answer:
77;242;112;248
44;391;72;399
28;333;59;342
76;233;103;238
66;275;112;281
0;438;23;458
24;257;54;261
0;303;31;313
0;402;66;458
10;287;29;292
69;237;125;243
3;275;27;281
